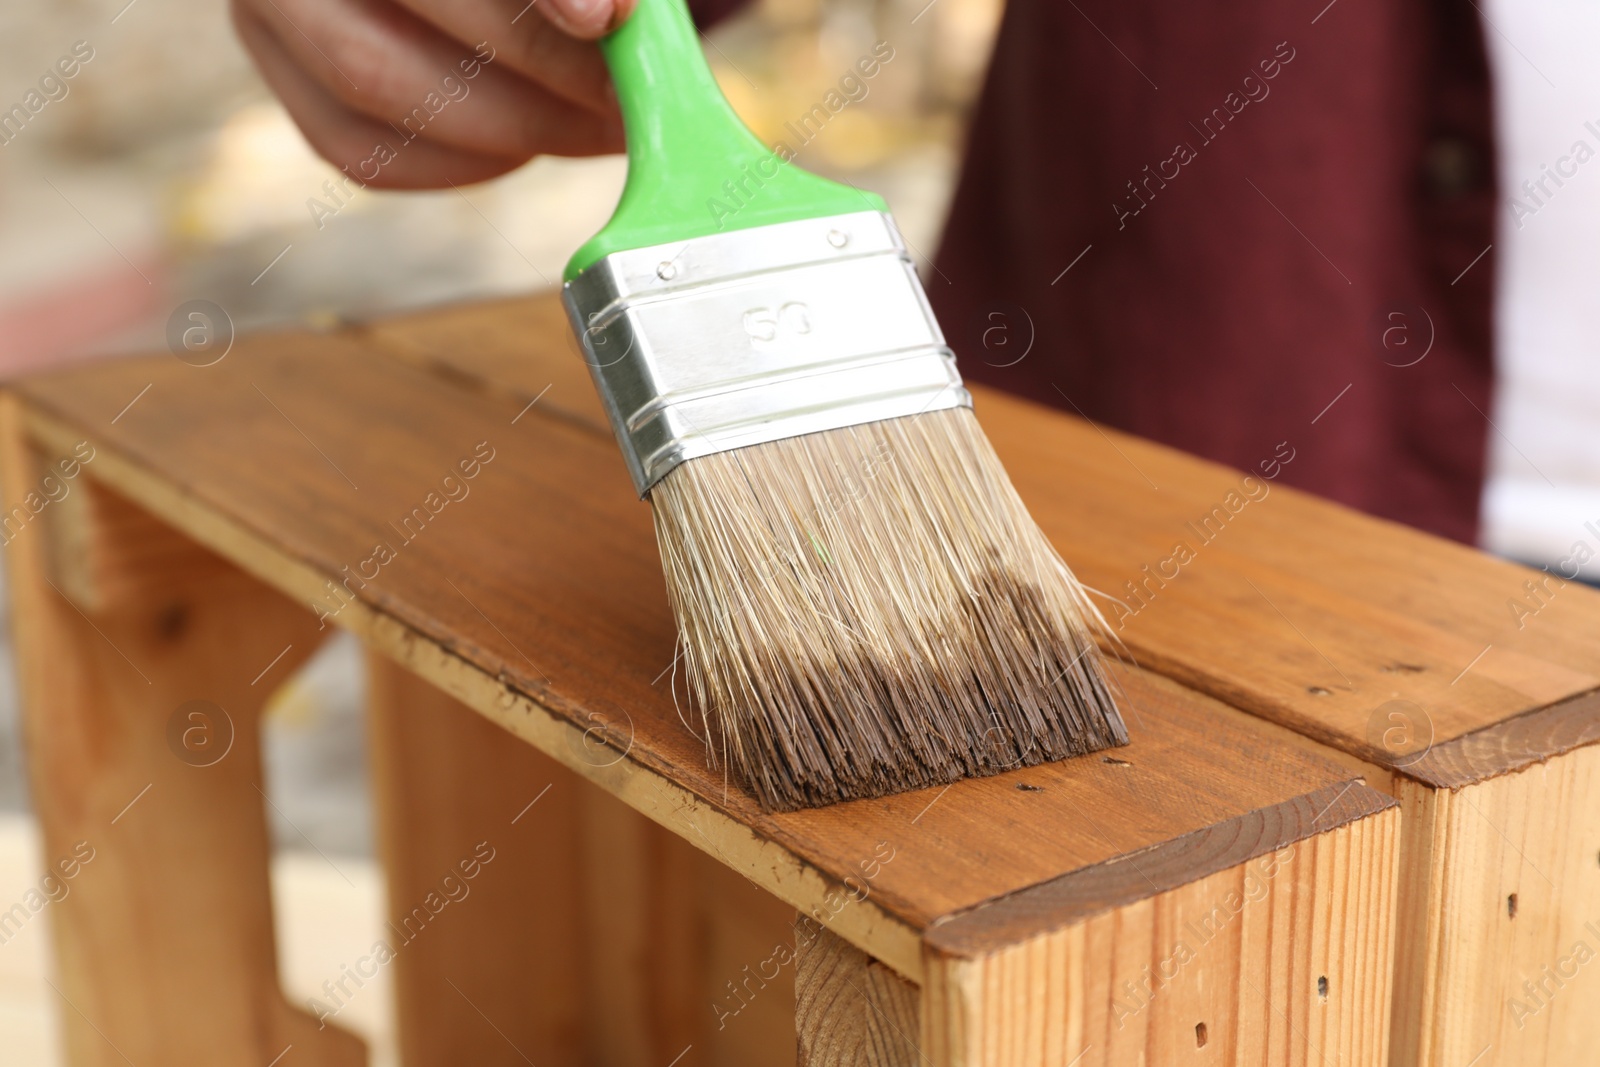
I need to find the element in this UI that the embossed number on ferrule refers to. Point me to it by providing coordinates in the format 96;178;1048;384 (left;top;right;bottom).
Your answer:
742;302;812;345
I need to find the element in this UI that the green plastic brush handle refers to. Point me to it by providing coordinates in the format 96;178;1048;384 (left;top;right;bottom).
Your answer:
563;0;887;281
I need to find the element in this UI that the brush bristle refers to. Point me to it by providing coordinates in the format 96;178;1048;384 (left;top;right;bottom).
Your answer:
649;406;1128;811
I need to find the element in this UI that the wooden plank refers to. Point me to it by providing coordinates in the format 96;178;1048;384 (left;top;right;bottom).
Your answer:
365;651;588;1066
796;924;919;1067
39;445;240;614
922;804;1401;1067
578;783;800;1067
797;788;1400;1067
369;651;799;1067
0;398;364;1066
1390;744;1600;1067
922;782;1392;955
1404;687;1600;789
353;293;1600;771
687;849;804;1067
353;295;607;436
8;336;1383;984
576;781;704;1067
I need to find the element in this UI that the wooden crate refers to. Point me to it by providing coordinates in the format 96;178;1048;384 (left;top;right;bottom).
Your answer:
365;294;1600;1066
0;297;1404;1066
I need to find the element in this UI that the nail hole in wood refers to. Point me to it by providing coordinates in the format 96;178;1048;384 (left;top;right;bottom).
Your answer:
1103;756;1133;767
1195;1022;1208;1048
1508;893;1518;918
1317;975;1328;1001
1308;686;1332;696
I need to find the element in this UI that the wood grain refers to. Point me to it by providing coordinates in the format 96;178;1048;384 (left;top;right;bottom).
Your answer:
0;400;364;1066
347;293;1600;784
366;652;589;1066
922;804;1401;1067
925;780;1395;958
802;796;1400;1067
8;333;1378;981
371;649;802;1067
1390;743;1600;1067
576;774;799;1067
796;924;919;1067
354;295;608;437
1404;686;1600;789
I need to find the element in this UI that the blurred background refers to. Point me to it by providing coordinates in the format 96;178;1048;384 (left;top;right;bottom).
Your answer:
3;0;1599;1062
0;0;999;1061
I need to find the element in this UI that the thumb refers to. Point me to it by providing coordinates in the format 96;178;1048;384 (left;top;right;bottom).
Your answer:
542;0;636;39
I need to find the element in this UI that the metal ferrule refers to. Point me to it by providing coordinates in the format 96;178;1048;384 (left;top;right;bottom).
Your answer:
562;210;971;497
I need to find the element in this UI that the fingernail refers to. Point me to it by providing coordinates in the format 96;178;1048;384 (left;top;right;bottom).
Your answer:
551;0;614;35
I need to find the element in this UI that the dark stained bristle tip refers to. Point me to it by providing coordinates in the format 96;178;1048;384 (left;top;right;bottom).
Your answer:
649;406;1130;812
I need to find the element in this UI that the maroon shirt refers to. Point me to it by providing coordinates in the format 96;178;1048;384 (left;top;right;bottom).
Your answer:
931;0;1496;542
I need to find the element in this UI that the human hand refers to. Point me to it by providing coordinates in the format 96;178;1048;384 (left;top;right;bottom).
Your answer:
231;0;634;188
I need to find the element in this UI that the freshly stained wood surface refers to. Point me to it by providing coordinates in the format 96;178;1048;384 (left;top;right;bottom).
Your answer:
355;294;1600;783
11;316;1380;982
358;295;606;433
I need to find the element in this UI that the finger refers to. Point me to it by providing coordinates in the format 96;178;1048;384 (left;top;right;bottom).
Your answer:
538;0;635;40
238;0;622;159
389;0;619;109
236;4;531;188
